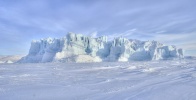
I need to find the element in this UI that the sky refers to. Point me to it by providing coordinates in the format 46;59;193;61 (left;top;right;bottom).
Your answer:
0;0;196;56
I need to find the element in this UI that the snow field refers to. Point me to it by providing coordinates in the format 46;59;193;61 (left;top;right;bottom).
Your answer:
0;59;196;100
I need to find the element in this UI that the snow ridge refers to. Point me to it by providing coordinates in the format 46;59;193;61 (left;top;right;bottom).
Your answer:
19;33;183;63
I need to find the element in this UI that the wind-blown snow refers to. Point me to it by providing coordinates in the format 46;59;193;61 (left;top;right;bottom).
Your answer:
19;33;183;63
0;55;24;63
0;59;196;100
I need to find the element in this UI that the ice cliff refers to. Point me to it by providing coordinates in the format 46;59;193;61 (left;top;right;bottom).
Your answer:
19;33;183;63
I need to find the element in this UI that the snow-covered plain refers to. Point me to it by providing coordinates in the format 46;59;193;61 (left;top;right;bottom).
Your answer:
0;59;196;100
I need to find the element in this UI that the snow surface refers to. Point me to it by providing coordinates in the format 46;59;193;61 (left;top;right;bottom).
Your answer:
0;59;196;100
0;55;24;63
19;33;183;63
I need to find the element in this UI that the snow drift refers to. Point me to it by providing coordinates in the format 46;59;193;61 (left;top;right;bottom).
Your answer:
0;55;24;63
19;33;183;63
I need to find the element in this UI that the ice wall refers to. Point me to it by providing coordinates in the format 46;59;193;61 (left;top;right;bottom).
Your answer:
19;33;183;63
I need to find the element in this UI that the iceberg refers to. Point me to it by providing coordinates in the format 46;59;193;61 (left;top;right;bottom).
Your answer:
18;33;183;63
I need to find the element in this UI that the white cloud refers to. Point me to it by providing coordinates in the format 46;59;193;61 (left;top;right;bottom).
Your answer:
177;43;196;50
89;31;98;38
107;28;137;40
152;32;196;45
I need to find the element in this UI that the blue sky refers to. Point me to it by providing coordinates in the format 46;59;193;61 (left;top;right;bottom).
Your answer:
0;0;196;56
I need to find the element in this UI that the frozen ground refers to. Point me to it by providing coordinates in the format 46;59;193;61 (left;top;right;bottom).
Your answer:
0;59;196;100
0;55;23;63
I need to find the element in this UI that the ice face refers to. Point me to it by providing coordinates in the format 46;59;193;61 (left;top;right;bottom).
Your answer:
18;33;184;63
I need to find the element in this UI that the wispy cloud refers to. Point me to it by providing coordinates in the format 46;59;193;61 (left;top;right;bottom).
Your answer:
89;31;98;38
107;28;137;39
